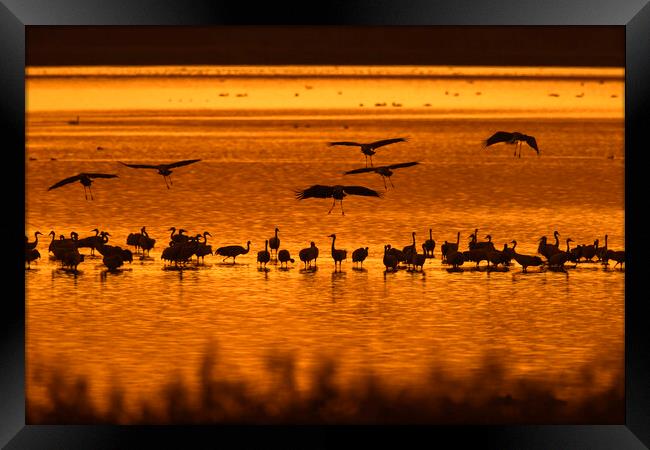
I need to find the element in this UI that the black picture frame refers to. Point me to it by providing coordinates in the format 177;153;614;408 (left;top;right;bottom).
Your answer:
3;1;648;448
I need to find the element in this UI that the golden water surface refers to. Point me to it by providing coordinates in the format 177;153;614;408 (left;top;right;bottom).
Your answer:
25;66;625;423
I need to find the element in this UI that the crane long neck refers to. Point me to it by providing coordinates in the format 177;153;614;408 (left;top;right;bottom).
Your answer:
412;233;416;246
265;241;268;251
566;239;571;252
456;232;460;245
429;229;433;240
170;228;176;239
331;236;336;253
275;229;278;239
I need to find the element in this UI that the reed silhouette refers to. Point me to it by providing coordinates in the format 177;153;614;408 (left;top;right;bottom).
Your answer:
27;345;623;425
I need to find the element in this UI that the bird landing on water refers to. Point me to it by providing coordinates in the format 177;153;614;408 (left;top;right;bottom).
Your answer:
294;184;382;215
118;159;201;189
328;137;408;167
484;131;539;158
344;161;419;190
47;173;118;200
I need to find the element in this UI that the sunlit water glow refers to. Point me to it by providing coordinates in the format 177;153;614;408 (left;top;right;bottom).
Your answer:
25;65;624;423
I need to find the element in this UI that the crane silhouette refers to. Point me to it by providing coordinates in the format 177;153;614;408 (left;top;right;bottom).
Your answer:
344;161;419;190
328;234;347;271
484;131;539;158
25;231;42;251
294;185;381;215
47;173;118;200
328;137;408;167
118;159;201;188
269;228;280;258
216;241;251;264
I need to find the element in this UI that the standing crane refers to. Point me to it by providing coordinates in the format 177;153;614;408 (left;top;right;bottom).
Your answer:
328;234;347;271
268;228;280;258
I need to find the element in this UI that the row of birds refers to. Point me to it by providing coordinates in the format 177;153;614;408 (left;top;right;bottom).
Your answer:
45;132;540;214
25;227;625;273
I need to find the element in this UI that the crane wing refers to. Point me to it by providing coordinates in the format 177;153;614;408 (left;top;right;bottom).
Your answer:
370;137;408;149
522;135;540;153
83;173;119;179
484;131;514;147
294;185;334;200
342;186;382;197
344;167;376;175
386;161;419;170
119;161;159;170
47;174;81;190
328;141;362;147
165;159;202;169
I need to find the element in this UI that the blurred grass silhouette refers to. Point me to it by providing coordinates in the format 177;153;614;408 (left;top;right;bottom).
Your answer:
27;344;623;424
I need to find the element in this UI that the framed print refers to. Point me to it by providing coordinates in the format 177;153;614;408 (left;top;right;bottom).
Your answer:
2;0;649;448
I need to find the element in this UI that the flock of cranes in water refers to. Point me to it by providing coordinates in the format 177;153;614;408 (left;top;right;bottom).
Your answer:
34;130;624;273
25;226;625;274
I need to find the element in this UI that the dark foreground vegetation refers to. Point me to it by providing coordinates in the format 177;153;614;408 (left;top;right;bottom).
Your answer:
28;348;623;424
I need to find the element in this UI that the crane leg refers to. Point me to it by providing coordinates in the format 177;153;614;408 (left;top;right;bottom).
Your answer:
389;176;395;188
340;200;345;215
328;198;336;214
83;186;88;200
89;186;94;200
382;176;387;190
164;176;170;189
370;155;374;167
365;154;368;168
